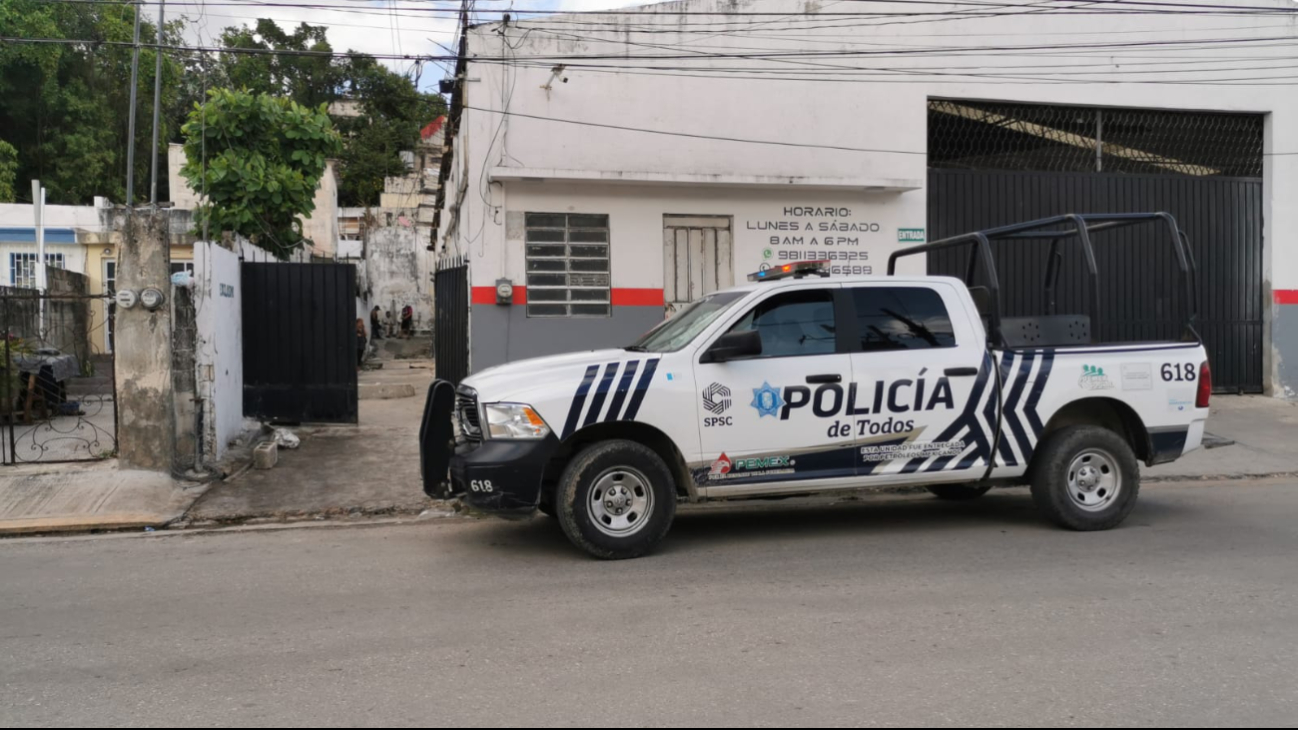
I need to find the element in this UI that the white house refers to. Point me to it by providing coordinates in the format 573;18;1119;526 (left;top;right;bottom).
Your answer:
436;0;1298;398
0;200;106;287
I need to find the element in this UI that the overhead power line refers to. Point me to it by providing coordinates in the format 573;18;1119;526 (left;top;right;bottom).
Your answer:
30;0;1298;18
4;31;1298;63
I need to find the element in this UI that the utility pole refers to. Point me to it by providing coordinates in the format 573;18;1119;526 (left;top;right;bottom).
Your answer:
125;0;142;207
149;0;166;206
31;180;46;339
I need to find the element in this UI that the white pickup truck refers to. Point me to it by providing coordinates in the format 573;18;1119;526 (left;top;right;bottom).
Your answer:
422;214;1211;559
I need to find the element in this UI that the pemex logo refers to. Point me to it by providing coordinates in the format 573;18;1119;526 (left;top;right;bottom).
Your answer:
710;453;732;476
702;382;732;414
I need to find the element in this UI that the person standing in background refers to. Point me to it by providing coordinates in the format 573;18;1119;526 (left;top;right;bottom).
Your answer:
401;305;414;339
355;318;368;371
370;306;383;340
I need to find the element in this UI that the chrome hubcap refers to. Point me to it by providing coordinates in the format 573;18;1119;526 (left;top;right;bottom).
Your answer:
1067;449;1122;512
589;467;653;537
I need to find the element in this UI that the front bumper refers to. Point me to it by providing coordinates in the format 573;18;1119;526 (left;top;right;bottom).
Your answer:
448;436;559;515
420;381;557;515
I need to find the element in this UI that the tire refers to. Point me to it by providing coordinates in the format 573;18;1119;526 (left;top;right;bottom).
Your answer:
555;440;677;560
1029;425;1140;531
926;483;992;501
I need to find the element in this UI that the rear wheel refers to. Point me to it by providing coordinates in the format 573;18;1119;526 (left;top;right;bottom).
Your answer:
556;440;677;560
926;483;992;501
1030;425;1140;531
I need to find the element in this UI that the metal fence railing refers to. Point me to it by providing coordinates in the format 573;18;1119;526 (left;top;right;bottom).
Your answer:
0;288;116;464
433;256;469;384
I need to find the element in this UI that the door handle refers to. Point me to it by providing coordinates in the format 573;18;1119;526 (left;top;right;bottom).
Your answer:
944;367;979;377
806;374;842;384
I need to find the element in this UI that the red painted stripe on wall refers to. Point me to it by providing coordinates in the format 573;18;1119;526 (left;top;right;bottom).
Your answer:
471;286;528;305
1276;290;1298;305
611;288;665;306
471;287;664;306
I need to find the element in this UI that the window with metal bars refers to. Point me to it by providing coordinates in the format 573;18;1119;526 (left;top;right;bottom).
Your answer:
10;253;65;288
928;100;1263;178
524;213;611;317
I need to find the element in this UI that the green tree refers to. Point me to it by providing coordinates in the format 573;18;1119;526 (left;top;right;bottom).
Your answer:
218;20;340;109
215;22;446;206
334;54;446;206
0;0;185;203
181;89;343;258
0;140;17;202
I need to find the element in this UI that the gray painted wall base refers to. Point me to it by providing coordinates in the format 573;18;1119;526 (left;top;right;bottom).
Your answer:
471;304;663;372
1274;304;1298;399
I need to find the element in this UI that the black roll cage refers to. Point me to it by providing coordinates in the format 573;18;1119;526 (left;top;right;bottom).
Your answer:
887;213;1200;349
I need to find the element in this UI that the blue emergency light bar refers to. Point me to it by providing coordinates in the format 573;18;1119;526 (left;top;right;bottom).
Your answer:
747;259;831;282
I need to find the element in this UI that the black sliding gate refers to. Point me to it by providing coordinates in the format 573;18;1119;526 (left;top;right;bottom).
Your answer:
433;256;469;384
242;262;358;423
927;169;1264;393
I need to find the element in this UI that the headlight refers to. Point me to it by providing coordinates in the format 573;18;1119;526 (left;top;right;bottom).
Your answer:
483;403;551;439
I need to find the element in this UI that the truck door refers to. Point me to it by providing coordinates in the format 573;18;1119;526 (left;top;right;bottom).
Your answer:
692;285;856;490
842;282;995;482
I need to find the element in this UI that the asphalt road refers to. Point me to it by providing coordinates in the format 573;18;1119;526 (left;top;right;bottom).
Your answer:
3;479;1298;728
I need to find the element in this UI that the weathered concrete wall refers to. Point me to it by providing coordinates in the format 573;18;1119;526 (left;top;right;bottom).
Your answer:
46;268;91;367
113;210;174;472
194;241;244;462
364;212;431;332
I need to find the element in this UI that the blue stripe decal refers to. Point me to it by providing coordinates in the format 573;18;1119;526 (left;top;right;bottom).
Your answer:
991;351;1018;467
561;365;600;439
582;362;621;428
621;358;659;421
603;360;639;423
1003;352;1037;463
912;352;993;474
1024;351;1056;439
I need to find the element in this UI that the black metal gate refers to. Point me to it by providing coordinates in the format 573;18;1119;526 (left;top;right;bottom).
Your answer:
242;262;358;423
927;169;1264;393
433;255;469;384
0;285;116;465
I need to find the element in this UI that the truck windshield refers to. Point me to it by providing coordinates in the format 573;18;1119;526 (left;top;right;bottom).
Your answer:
627;291;747;353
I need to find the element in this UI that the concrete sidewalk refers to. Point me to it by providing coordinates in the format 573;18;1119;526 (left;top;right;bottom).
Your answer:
181;359;437;525
1146;395;1298;480
0;463;203;535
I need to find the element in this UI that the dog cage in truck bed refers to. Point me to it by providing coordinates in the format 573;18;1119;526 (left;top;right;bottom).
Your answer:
888;213;1199;351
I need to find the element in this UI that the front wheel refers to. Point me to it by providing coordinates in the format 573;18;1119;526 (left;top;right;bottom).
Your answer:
556;440;677;559
1029;425;1140;531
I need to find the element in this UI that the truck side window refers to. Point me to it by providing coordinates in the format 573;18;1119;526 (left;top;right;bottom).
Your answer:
727;289;836;358
851;287;957;352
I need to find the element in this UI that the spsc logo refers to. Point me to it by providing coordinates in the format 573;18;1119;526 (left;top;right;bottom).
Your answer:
702;382;732;414
702;382;734;427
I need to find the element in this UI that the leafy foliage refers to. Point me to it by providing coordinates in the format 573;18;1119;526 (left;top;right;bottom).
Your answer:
180;89;342;258
0;139;17;203
0;5;444;207
0;0;186;203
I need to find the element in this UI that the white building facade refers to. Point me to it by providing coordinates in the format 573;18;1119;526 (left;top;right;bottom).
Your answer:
437;0;1298;397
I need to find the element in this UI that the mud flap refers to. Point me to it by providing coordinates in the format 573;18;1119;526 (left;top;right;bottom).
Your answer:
420;379;456;499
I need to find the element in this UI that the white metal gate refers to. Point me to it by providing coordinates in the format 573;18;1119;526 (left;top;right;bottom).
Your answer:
662;215;733;316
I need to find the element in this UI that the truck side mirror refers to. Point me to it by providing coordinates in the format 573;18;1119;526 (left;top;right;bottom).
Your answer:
701;330;762;363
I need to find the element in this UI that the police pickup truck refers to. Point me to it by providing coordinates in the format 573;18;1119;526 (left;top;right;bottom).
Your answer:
421;214;1211;559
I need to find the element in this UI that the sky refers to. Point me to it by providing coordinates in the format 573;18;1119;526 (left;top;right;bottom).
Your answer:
177;0;658;92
